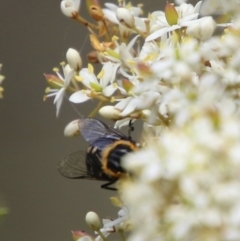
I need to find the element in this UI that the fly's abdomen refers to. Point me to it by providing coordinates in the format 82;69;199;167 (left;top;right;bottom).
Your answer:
101;140;138;178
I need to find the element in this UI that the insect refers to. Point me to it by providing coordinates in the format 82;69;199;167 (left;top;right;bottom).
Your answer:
58;118;139;190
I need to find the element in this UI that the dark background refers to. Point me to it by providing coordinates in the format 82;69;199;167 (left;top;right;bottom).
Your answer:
0;0;198;240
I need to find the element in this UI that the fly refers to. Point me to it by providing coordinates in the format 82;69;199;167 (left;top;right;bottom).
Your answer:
58;118;138;190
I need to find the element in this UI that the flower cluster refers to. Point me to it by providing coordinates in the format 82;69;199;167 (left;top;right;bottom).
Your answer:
72;198;131;241
44;0;240;240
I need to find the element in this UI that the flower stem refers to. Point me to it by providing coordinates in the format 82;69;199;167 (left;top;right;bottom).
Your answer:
119;230;126;241
96;229;108;241
72;74;80;91
88;100;104;117
132;26;147;39
74;14;99;30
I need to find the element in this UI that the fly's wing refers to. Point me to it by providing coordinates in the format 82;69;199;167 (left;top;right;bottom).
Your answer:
58;151;89;179
58;150;112;181
78;118;127;144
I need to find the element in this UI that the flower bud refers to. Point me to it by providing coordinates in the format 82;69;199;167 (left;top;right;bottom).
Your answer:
60;0;81;18
44;74;63;89
186;17;216;41
99;106;122;120
64;119;80;137
89;5;104;21
85;211;101;231
87;51;100;64
116;8;135;28
66;48;82;71
72;231;89;241
165;2;178;26
77;237;93;241
90;34;105;52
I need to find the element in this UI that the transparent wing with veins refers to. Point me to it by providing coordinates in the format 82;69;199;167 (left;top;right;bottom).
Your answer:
78;118;127;145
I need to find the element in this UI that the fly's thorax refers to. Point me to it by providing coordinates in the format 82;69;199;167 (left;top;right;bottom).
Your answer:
86;145;112;180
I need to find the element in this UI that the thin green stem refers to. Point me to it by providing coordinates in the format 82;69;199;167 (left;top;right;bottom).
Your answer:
72;74;80;90
132;26;147;39
119;230;127;241
102;20;111;41
96;229;108;241
88;100;104;117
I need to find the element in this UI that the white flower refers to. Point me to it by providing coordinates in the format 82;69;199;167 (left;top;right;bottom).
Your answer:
150;37;202;84
200;0;240;15
45;64;74;116
106;2;142;17
95;219;113;241
146;1;202;41
60;0;81;18
94;207;130;241
69;62;120;103
115;91;161;117
186;16;216;41
120;100;240;240
103;2;143;25
103;35;139;68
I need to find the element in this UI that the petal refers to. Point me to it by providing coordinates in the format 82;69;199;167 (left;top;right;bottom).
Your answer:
54;88;64;104
99;62;113;88
134;17;147;32
100;62;120;87
114;118;132;128
54;88;65;116
194;1;202;13
102;8;119;24
102;84;117;97
63;64;73;77
79;68;98;88
127;34;140;52
177;3;194;17
120;98;139;116
146;25;180;42
119;43;134;68
180;13;199;24
64;69;74;87
115;97;133;110
69;90;91;103
129;6;143;17
104;3;118;12
110;63;121;83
